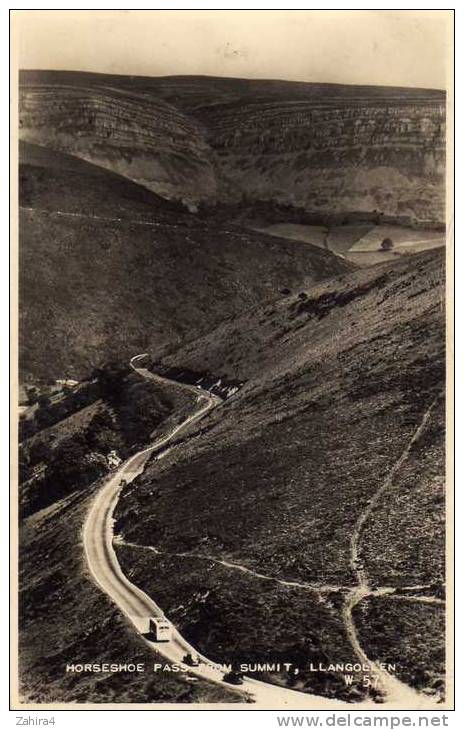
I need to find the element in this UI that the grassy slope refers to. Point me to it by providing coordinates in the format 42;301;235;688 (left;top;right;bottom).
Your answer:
116;547;369;702
361;395;446;589
19;141;188;222
20;70;444;98
19;143;352;380
114;249;446;698
353;598;445;698
19;488;240;705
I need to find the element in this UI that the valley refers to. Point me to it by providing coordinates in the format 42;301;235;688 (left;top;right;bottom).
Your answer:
16;69;448;709
19;141;350;381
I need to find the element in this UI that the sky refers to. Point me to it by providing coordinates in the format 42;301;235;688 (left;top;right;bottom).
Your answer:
13;9;452;90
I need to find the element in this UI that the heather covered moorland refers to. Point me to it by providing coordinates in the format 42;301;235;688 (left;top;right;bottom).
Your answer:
18;66;447;707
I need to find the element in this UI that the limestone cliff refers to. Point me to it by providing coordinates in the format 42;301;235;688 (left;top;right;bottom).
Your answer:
19;83;216;206
19;71;446;224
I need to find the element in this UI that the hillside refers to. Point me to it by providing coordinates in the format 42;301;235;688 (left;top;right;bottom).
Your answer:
19;140;188;222
18;371;240;705
19;71;445;224
17;68;448;707
113;249;446;701
19;142;352;380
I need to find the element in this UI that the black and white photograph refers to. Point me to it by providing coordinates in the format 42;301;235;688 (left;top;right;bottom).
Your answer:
10;9;454;712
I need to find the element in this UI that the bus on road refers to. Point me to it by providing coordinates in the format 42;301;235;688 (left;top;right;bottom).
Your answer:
150;617;172;642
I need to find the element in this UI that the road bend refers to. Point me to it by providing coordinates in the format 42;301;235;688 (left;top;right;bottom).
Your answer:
84;354;342;707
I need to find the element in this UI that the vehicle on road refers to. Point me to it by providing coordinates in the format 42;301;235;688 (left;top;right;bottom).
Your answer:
223;671;244;686
149;617;172;642
182;653;200;667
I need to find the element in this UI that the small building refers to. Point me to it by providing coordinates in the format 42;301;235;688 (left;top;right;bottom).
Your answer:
107;450;122;469
56;378;79;388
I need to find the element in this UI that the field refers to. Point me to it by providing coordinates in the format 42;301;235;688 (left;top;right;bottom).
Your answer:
347;226;446;266
253;224;329;248
257;222;446;267
349;226;446;252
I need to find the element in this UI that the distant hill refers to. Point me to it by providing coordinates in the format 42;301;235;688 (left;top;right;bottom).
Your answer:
19;71;446;224
19;142;352;380
18;368;239;705
115;248;446;700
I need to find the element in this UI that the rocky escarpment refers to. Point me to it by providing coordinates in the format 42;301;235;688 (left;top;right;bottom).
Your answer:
19;72;446;224
19;83;216;207
201;97;445;225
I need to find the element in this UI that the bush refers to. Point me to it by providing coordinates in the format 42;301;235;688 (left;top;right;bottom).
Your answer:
380;237;394;251
93;362;130;402
37;394;51;409
26;386;38;405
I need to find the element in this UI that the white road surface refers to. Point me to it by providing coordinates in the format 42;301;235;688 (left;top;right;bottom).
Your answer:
83;355;343;707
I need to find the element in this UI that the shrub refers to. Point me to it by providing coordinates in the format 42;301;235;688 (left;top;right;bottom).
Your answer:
26;386;38;405
93;362;130;402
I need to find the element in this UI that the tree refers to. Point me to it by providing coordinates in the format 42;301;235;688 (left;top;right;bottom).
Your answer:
19;414;37;441
93;362;129;403
35;394;55;429
26;386;38;405
380;237;394;251
18;445;31;483
37;393;51;409
85;409;121;453
28;438;53;467
45;434;107;500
